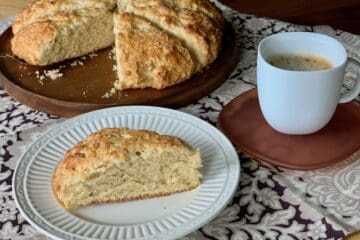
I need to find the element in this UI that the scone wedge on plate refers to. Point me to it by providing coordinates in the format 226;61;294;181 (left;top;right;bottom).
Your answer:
113;12;195;90
52;128;202;209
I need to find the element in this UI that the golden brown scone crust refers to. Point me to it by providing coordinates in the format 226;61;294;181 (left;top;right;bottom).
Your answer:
119;0;224;28
52;128;199;207
118;0;223;70
12;0;116;34
11;7;114;66
11;21;56;66
113;12;195;90
53;128;193;177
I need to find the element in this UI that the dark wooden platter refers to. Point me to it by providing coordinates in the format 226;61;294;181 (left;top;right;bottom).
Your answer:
0;23;237;117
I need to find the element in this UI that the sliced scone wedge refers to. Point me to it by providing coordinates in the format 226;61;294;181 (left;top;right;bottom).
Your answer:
113;12;195;90
52;128;202;209
11;8;114;66
118;0;223;71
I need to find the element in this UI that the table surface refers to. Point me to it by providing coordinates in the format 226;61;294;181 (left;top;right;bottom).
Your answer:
1;1;360;240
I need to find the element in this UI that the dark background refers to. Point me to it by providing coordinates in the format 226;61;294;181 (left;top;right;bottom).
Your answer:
220;0;360;34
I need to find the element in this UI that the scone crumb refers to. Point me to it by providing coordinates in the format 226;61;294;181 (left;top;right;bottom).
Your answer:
102;87;117;99
70;60;84;67
35;68;62;83
35;70;46;84
89;53;98;58
108;47;116;60
44;69;63;80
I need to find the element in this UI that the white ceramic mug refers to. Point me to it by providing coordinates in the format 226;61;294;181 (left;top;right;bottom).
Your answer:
257;32;360;135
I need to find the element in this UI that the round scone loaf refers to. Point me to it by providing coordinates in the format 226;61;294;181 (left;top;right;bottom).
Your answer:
52;128;202;209
11;0;224;89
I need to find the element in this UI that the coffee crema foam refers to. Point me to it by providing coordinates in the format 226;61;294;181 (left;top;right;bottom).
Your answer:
267;54;333;71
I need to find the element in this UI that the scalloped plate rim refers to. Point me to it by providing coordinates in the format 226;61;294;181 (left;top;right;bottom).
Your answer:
13;106;240;240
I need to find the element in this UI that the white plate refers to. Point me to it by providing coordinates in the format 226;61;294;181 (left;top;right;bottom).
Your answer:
13;106;240;240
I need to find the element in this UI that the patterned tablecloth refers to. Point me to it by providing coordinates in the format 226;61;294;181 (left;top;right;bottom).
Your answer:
1;2;360;239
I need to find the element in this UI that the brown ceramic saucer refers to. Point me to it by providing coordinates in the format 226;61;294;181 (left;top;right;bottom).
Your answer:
343;231;360;240
219;88;360;170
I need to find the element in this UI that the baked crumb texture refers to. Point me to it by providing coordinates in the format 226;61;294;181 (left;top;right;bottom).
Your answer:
11;0;224;89
52;128;202;209
11;0;116;66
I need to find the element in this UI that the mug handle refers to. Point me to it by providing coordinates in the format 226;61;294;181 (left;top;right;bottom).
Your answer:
339;58;360;103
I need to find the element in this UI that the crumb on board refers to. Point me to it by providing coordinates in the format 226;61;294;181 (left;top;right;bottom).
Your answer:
34;68;63;84
112;65;117;72
101;87;117;99
108;46;116;60
70;60;84;67
44;69;63;80
89;53;98;58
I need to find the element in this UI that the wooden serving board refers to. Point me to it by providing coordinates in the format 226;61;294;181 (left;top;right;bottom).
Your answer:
0;23;237;117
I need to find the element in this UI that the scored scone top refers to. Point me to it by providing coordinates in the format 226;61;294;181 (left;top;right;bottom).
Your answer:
12;0;117;34
113;12;196;90
117;0;223;71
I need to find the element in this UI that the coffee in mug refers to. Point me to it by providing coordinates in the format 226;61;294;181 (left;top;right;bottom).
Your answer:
267;54;333;71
